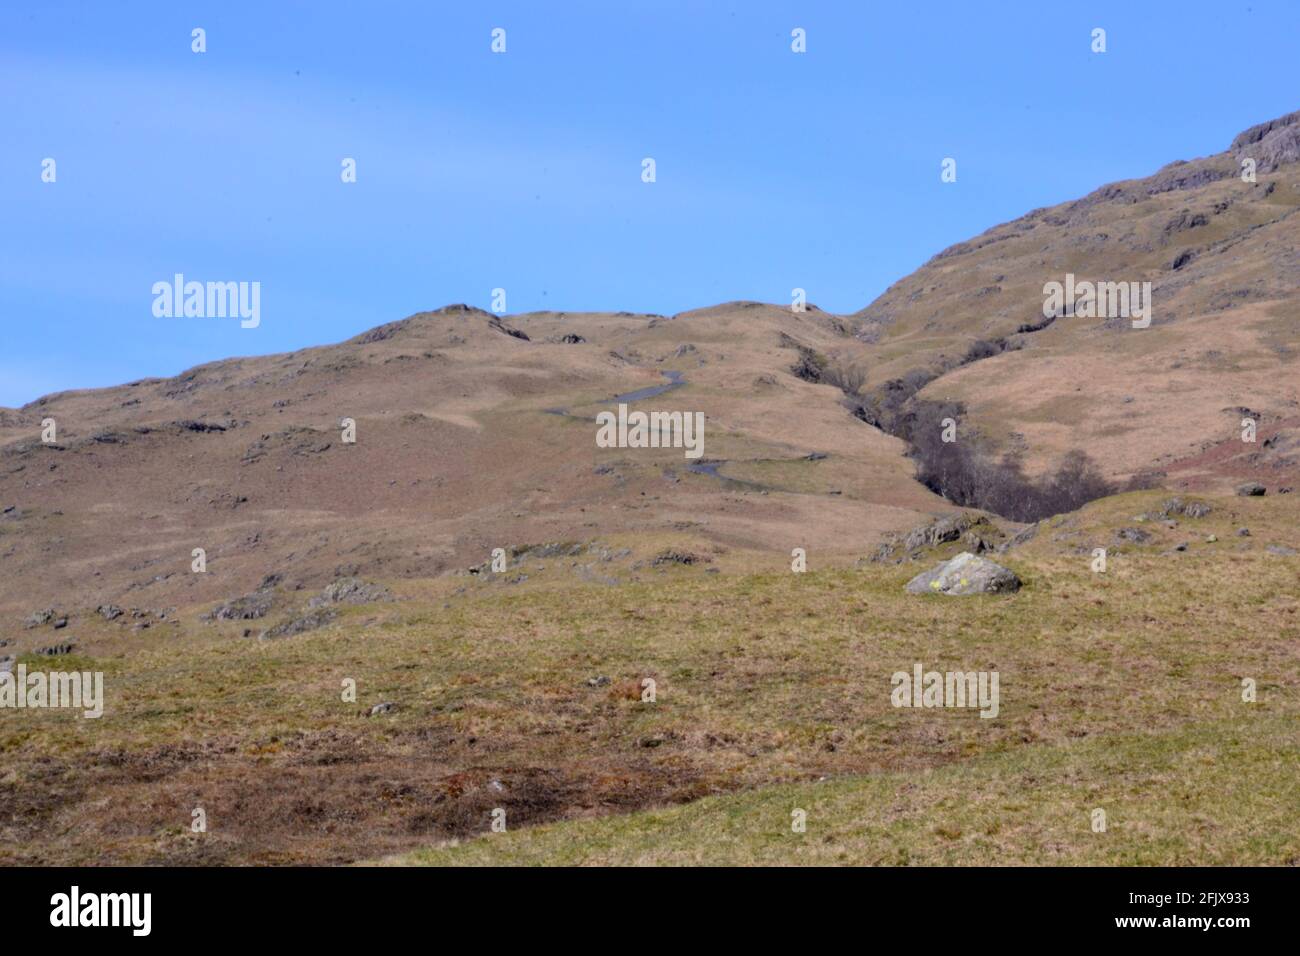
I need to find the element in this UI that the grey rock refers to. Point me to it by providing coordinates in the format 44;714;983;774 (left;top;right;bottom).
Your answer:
1236;482;1267;496
652;549;710;566
1160;497;1212;519
308;577;391;607
259;608;338;641
905;514;975;550
877;513;999;561
34;642;76;656
998;522;1039;553
24;609;56;628
905;552;1022;596
205;590;275;622
97;604;124;620
1115;527;1152;544
1232;110;1300;171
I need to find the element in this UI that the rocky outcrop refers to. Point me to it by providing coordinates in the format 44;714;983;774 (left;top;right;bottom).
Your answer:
259;608;337;641
873;514;1004;562
204;589;276;622
308;577;391;607
1233;110;1300;171
1159;497;1212;519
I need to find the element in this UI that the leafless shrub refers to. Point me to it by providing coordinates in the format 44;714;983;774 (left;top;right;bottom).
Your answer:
904;400;1120;521
822;360;867;397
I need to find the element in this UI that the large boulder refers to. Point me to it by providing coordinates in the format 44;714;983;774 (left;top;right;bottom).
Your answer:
905;552;1022;596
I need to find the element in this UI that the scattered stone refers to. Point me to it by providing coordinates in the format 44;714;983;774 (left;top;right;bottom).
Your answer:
97;604;124;621
1236;482;1266;496
1159;497;1212;519
1174;542;1189;552
52;617;68;629
652;549;710;566
24;609;56;628
368;702;398;716
1115;527;1152;544
35;642;76;656
204;590;275;622
585;676;612;688
1237;528;1251;537
0;655;14;673
1266;545;1297;556
905;552;1022;596
1206;534;1218;543
259;608;338;641
308;577;391;607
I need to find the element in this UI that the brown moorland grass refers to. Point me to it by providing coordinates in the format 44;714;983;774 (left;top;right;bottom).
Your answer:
2;490;1296;865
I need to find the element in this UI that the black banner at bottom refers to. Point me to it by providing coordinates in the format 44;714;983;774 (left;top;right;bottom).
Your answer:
1;865;1285;941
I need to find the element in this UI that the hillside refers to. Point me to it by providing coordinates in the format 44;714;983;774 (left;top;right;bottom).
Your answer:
0;303;935;620
2;110;1298;867
854;111;1300;488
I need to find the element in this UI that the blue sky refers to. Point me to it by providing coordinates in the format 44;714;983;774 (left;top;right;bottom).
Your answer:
2;0;1297;406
